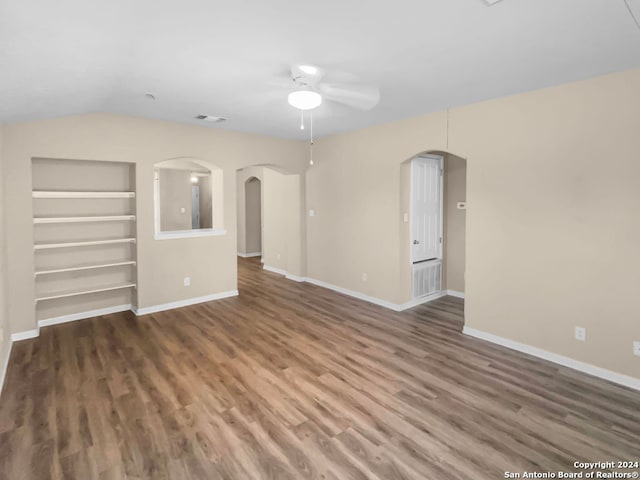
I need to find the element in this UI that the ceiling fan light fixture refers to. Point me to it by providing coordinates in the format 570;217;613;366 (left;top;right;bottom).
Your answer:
288;90;322;110
299;65;318;75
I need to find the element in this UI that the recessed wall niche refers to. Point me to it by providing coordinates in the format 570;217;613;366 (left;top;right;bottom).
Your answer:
31;158;138;321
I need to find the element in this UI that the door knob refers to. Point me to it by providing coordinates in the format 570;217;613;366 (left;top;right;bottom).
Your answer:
413;240;420;245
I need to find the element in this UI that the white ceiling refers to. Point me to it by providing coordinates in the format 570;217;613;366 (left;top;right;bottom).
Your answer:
1;0;640;139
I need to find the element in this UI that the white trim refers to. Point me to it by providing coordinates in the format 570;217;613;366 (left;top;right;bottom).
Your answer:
133;290;238;316
237;252;262;258
259;264;446;312
285;274;306;282
34;238;136;250
34;215;136;224
35;260;136;277
35;283;136;302
463;327;640;391
38;304;132;327
11;329;39;341
32;191;135;199
303;277;445;312
446;290;465;298
397;291;447;310
154;229;227;240
0;340;13;397
304;277;401;310
263;265;288;276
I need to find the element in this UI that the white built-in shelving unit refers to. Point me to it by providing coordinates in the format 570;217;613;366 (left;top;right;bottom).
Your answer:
32;159;137;320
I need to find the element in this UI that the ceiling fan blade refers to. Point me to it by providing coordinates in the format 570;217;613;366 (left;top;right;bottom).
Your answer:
318;83;380;111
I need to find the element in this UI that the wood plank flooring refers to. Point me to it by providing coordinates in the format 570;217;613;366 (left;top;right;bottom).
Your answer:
0;257;639;479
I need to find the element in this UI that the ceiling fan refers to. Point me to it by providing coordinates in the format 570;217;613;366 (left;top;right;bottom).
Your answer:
283;64;380;166
286;64;380;112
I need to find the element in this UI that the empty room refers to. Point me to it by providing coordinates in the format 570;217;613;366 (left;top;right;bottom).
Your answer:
0;0;639;478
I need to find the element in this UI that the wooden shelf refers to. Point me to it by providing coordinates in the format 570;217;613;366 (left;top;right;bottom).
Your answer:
32;191;135;199
34;215;136;224
34;238;136;251
35;283;136;302
35;260;136;277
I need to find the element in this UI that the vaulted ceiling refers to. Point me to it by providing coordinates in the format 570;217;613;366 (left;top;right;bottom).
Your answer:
1;0;640;138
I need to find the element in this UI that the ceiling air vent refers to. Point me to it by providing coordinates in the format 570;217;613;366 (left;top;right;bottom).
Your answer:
195;114;227;123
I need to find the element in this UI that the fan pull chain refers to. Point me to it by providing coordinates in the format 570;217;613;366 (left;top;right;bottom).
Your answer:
309;110;314;166
300;110;305;130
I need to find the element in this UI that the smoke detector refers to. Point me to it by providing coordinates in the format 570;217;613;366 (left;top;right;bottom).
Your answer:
195;114;227;123
482;0;504;4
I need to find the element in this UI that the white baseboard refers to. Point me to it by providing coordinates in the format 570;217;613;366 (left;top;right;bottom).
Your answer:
238;252;262;258
0;340;13;397
133;290;239;316
9;292;238;344
38;304;132;328
285;273;306;282
463;327;640;391
397;292;448;310
263;265;288;276
304;277;402;310
304;277;445;312
446;290;465;299
263;266;446;312
11;329;39;342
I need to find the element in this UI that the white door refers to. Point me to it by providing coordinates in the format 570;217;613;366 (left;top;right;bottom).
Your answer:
411;156;443;263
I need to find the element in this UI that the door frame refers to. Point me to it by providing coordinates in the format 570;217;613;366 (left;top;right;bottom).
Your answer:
409;153;444;264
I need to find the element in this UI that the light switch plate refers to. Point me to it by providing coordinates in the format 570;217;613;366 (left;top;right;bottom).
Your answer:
309;209;315;217
575;326;586;342
184;277;190;287
633;341;640;357
403;213;409;222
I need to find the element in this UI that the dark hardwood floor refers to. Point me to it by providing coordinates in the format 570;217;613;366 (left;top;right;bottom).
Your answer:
0;257;638;479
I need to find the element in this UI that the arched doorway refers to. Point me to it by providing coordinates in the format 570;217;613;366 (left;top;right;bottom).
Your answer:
236;165;304;281
400;150;467;311
244;176;262;257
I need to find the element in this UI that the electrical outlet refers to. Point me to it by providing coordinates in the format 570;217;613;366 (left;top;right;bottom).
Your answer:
362;273;368;282
309;209;315;217
633;341;640;357
184;277;190;287
403;213;409;223
277;253;281;260
0;326;3;343
575;326;586;342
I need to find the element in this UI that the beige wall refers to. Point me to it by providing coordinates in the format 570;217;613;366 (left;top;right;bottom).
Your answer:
0;124;10;391
308;68;640;380
198;175;213;229
443;154;467;293
245;178;262;254
159;169;193;231
236;167;261;255
2;113;307;335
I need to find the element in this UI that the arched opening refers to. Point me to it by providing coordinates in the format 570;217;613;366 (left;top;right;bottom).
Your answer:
244;176;262;257
400;150;467;314
153;157;224;239
236;164;304;281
